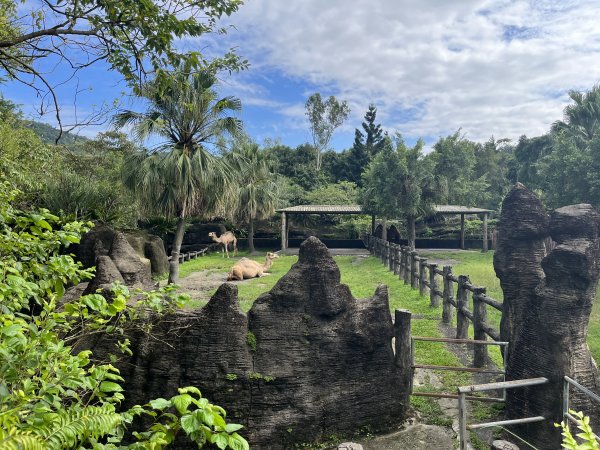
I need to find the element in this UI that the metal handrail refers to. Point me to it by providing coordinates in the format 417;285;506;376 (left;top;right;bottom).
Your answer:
563;376;600;441
458;377;549;450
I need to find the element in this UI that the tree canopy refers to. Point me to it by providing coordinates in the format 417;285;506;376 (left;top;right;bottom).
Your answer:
305;93;350;170
116;68;242;283
0;0;247;136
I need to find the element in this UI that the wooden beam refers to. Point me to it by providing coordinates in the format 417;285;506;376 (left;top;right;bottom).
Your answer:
281;212;287;250
482;213;489;252
460;213;465;250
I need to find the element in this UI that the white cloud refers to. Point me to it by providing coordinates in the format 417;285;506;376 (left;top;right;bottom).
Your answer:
218;0;600;143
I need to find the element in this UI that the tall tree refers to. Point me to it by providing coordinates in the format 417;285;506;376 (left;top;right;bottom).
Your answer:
115;68;242;284
360;135;441;249
0;0;246;137
474;137;514;210
346;104;385;185
428;130;490;207
552;84;600;147
305;93;350;170
230;142;278;253
534;85;600;208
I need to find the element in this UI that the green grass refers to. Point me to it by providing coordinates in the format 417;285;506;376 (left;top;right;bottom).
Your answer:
422;249;600;364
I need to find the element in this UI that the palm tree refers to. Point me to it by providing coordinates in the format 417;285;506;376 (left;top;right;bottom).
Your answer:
230;142;278;253
360;135;443;250
114;69;242;284
552;84;600;147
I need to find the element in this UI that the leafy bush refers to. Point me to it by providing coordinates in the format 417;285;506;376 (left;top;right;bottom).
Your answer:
0;183;248;449
556;410;599;450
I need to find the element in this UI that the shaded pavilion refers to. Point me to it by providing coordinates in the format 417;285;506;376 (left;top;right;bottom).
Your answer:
276;204;493;251
432;205;493;251
276;205;369;251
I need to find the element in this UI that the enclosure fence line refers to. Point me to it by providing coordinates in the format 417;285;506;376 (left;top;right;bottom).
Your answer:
365;234;502;367
167;248;208;264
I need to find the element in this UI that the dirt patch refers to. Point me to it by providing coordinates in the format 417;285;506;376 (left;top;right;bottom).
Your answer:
169;269;228;303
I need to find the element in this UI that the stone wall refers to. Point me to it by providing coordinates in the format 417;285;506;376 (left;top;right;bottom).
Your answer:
88;237;409;449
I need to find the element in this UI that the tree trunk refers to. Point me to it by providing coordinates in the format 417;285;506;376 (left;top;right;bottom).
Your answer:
381;218;387;241
407;216;416;250
316;148;322;171
168;215;186;284
248;217;255;254
494;184;600;449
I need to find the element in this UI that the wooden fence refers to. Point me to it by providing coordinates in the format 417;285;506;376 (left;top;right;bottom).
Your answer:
365;235;503;367
168;248;208;263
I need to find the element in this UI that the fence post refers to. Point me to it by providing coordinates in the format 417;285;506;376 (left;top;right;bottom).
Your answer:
419;259;427;296
456;275;470;339
429;263;439;307
388;242;394;271
402;247;410;285
473;287;488;367
442;266;453;324
394;245;400;275
410;251;419;289
394;309;412;393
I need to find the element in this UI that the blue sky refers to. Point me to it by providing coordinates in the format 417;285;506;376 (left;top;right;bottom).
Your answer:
5;0;600;152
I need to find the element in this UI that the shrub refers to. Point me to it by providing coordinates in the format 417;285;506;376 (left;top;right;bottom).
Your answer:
0;183;248;450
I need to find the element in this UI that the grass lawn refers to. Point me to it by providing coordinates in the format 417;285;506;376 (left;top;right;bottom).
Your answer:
422;250;600;364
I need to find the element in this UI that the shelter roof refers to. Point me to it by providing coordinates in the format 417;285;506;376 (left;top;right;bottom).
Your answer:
275;205;363;214
433;205;493;214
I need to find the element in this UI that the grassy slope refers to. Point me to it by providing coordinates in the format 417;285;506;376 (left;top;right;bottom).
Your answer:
424;250;600;363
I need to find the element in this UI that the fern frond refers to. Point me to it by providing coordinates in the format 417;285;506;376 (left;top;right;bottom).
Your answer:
34;406;122;449
0;428;45;450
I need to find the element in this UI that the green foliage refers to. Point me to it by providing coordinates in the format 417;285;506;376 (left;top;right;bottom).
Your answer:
229;140;279;251
305;93;350;170
555;410;599;450
0;186;248;449
360;134;443;248
305;181;359;205
246;331;257;352
429;130;490;207
0;0;247;116
117;67;243;283
38;132;140;227
346;104;385;186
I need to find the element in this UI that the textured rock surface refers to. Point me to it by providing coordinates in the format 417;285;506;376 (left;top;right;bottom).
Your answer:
109;232;152;287
82;255;124;296
88;237;408;449
76;226;168;277
494;183;600;449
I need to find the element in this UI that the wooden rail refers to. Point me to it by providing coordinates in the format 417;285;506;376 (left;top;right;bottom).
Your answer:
167;247;208;263
366;234;503;367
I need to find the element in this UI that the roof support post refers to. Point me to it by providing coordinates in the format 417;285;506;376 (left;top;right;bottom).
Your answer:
482;212;489;252
281;212;287;251
460;213;465;250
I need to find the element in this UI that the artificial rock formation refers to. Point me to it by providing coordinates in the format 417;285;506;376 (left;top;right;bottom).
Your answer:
494;183;600;449
88;237;408;449
76;226;168;277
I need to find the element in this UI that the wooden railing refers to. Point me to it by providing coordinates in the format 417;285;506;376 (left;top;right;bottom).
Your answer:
167;248;208;263
366;235;503;367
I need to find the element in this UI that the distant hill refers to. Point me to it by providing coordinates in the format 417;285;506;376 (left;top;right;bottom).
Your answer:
25;120;90;147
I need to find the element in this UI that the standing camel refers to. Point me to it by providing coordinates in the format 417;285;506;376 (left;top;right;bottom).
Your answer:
208;231;238;258
227;252;279;281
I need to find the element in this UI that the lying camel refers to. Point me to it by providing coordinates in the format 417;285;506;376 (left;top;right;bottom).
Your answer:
208;231;237;258
227;252;279;281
